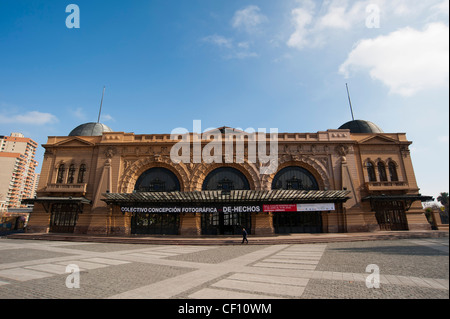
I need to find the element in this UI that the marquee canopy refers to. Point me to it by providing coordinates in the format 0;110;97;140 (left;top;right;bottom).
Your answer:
101;189;351;206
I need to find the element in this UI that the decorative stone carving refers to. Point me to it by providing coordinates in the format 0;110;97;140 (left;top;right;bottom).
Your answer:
190;161;262;191
261;155;331;190
400;145;410;158
105;147;116;158
118;156;189;193
336;144;349;157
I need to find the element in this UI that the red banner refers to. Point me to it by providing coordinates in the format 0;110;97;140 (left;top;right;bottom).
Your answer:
263;204;297;212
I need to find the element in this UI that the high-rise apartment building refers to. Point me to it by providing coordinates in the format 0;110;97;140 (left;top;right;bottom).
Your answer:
0;133;39;208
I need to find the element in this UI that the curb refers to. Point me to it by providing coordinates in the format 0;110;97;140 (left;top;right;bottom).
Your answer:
5;230;449;245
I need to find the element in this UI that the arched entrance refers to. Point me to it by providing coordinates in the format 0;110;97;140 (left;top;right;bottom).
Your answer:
134;167;181;192
201;167;251;235
202;167;251;191
131;167;181;235
271;166;319;191
271;166;323;234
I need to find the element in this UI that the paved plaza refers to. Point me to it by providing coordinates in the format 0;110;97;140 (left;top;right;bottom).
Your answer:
0;237;448;300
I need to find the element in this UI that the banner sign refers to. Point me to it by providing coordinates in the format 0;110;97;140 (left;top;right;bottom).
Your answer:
120;205;262;214
296;203;335;212
262;204;297;212
263;203;335;212
120;203;335;214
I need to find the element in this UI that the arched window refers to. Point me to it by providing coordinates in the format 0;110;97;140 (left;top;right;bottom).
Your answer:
202;167;250;191
388;162;398;182
367;162;376;182
135;167;181;192
77;164;87;183
56;164;65;184
67;164;76;184
272;166;319;190
378;162;387;182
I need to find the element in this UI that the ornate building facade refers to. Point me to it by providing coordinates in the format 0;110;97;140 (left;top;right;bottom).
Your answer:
25;120;432;236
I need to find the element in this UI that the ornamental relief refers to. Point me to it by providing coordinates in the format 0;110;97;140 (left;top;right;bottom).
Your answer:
282;143;336;156
104;146;117;158
260;154;331;191
189;160;261;191
118;155;190;193
118;145;332;193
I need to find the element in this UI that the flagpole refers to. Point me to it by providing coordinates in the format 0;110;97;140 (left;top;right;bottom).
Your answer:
97;86;106;123
346;83;355;121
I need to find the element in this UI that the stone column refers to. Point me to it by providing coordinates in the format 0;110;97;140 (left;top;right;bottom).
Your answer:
179;212;201;236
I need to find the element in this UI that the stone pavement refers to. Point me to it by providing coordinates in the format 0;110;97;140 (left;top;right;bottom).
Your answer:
0;237;448;300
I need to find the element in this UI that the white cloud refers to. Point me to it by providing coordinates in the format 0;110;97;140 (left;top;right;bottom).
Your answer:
339;22;449;96
428;0;450;21
201;6;267;59
225;51;258;60
433;0;449;15
101;114;115;122
0;111;58;125
237;42;250;49
231;5;268;33
315;0;365;30
286;0;449;50
385;0;446;17
202;34;233;48
202;35;258;60
287;7;315;49
70;107;87;121
286;0;366;50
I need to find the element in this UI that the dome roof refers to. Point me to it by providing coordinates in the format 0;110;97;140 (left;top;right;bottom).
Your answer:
338;120;384;134
69;122;113;137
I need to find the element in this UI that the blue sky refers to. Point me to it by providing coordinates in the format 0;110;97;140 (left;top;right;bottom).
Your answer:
0;0;448;201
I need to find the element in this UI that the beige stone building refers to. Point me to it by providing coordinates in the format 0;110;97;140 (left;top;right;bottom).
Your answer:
25;120;432;236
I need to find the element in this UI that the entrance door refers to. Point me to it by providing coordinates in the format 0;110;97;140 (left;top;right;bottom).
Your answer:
131;213;180;235
374;200;408;231
273;212;323;234
201;212;251;235
50;204;80;233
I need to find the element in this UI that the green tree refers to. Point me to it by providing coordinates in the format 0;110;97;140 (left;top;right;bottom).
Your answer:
437;192;449;213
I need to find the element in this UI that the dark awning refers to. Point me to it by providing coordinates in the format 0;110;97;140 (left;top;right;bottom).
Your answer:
23;197;91;214
362;194;434;202
23;197;92;205
362;194;434;211
102;189;351;206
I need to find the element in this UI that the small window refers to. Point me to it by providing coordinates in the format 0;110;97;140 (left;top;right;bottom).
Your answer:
57;164;65;184
67;164;76;184
378;162;387;182
389;162;398;182
367;162;376;182
77;164;87;183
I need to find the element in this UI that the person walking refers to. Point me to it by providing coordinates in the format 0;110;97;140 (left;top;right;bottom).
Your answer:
241;227;248;244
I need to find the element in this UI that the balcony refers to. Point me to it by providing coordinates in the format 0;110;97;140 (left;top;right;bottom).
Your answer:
44;183;87;194
365;181;409;192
